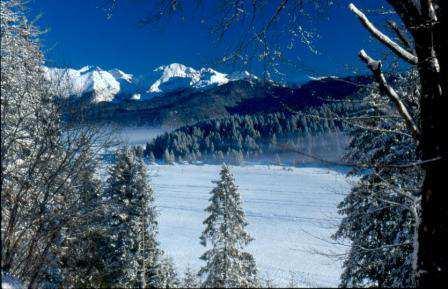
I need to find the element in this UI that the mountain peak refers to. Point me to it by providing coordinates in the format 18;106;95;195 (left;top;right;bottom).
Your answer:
109;68;133;83
43;63;259;103
148;63;256;94
43;66;132;103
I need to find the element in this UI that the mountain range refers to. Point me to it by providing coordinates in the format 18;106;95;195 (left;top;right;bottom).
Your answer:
46;63;370;128
43;63;258;103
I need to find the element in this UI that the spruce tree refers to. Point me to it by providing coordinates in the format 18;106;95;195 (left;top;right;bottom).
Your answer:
333;72;421;287
199;165;259;288
152;256;180;288
101;148;160;288
164;149;174;165
59;147;104;288
148;151;156;164
182;265;200;288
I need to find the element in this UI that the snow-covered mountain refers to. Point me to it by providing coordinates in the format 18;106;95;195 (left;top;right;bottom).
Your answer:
43;63;258;103
148;63;257;94
43;66;139;103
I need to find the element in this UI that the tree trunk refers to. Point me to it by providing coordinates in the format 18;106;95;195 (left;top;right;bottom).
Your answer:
413;2;448;286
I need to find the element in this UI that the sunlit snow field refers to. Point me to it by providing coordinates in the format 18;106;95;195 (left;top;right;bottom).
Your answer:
104;127;353;287
148;163;352;287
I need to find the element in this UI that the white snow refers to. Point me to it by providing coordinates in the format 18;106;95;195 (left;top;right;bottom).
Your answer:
131;93;141;100
43;66;133;102
148;63;257;94
108;68;133;83
307;75;339;81
43;63;258;101
147;163;351;287
1;272;23;289
228;70;258;81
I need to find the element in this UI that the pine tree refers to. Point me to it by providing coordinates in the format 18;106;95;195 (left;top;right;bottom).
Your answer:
164;149;174;165
101;148;160;288
333;72;421;287
199;165;259;288
153;256;180;288
59;147;105;288
182;265;200;288
274;154;282;166
148;151;156;164
261;273;275;288
287;271;299;288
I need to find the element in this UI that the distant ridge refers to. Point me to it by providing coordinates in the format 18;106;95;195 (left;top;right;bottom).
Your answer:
72;75;371;128
44;63;258;103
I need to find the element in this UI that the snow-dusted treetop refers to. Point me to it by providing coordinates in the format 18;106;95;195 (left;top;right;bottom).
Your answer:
148;63;257;94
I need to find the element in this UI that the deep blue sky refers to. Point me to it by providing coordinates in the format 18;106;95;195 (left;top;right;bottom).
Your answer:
29;0;395;83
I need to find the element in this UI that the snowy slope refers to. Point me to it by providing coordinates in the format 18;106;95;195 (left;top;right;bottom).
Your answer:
148;63;257;94
43;66;137;103
44;64;258;102
145;164;351;287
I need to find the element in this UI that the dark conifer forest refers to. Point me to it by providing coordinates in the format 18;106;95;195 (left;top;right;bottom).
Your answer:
145;104;354;165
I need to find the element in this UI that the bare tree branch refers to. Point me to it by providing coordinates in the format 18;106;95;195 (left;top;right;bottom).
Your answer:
349;3;418;65
358;49;421;140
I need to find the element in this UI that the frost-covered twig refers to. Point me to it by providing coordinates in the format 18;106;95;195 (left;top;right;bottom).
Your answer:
358;50;421;140
349;3;418;65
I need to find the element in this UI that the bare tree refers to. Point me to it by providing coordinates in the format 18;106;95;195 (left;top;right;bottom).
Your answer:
1;2;114;287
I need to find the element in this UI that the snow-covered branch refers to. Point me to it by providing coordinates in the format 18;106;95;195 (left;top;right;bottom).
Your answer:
387;20;414;53
349;3;418;65
358;50;421;140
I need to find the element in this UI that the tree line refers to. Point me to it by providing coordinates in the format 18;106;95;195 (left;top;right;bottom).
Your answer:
144;107;353;165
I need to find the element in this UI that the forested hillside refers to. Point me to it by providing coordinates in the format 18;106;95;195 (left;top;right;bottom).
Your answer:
75;76;370;128
144;104;354;164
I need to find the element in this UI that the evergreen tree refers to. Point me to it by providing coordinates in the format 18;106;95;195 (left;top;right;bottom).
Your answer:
261;273;275;288
164;149;174;165
274;154;282;166
101;148;160;288
199;165;259;288
153;256;180;288
148;151;156;164
287;271;299;288
182;265;200;288
333;72;421;287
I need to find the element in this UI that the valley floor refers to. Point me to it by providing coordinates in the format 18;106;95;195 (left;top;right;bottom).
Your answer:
147;163;353;287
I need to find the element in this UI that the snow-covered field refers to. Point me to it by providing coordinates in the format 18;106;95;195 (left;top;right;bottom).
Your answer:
147;163;352;287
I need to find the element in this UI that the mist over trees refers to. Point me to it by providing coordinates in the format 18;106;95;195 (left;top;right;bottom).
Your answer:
145;108;350;165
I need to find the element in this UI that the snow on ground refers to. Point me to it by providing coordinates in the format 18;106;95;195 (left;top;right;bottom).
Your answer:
147;163;352;287
1;272;23;289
